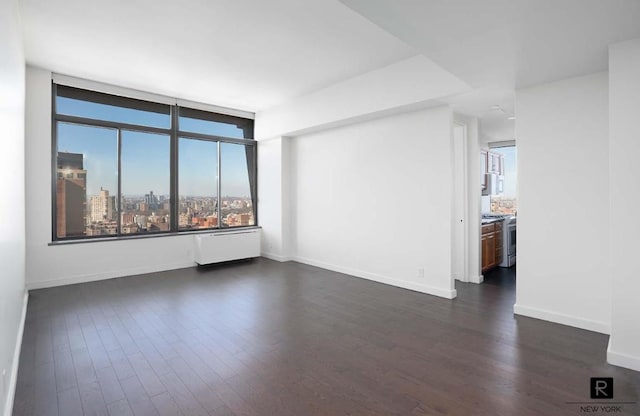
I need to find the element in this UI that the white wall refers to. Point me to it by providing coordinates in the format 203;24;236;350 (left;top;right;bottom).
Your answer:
258;136;292;261
608;38;640;371
255;55;469;139
454;114;482;283
25;67;200;289
514;72;610;334
289;106;456;299
0;0;27;414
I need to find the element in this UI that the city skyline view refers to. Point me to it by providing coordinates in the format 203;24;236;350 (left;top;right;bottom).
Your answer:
57;151;255;238
55;91;256;238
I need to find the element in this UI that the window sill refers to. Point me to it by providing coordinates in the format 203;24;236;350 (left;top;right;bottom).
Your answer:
48;226;262;246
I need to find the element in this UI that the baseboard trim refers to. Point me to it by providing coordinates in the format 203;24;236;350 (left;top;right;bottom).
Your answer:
607;339;640;372
469;274;484;284
26;261;196;290
260;252;292;262
4;292;28;416
514;303;610;334
294;256;457;299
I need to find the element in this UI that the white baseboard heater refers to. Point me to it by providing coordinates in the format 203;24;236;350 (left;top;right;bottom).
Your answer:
194;228;261;265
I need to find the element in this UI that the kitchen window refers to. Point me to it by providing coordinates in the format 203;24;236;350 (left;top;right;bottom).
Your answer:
52;83;256;241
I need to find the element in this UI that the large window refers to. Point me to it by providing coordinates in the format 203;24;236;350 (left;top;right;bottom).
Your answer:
53;84;256;241
178;138;219;231
220;142;255;227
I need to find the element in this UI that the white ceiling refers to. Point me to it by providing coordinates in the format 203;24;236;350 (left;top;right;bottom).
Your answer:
20;0;640;140
339;0;640;141
20;0;416;111
339;0;640;89
443;88;515;141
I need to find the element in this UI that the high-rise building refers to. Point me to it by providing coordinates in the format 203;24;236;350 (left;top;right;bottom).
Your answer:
89;188;116;222
56;152;86;238
144;190;159;209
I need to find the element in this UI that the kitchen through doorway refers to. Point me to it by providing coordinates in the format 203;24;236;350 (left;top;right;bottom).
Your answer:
480;142;517;288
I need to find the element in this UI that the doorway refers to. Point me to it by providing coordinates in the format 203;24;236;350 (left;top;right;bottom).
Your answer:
480;143;517;288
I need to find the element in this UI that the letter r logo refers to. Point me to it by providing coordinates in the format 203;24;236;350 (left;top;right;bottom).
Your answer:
590;377;614;399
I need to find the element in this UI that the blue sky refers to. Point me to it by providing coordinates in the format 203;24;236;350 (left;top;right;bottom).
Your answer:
57;97;252;197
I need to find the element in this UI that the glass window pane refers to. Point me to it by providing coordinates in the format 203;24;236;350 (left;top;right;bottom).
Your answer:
178;138;218;230
56;86;170;129
56;122;118;238
179;117;244;138
220;143;255;228
121;131;171;235
178;107;252;139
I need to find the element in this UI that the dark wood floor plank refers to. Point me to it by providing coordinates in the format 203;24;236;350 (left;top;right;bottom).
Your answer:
119;376;159;416
127;353;167;397
32;361;58;416
54;346;77;393
13;259;640;416
106;348;136;381
72;348;98;385
96;366;126;405
58;387;84;416
165;355;226;412
77;380;109;416
157;371;209;416
106;399;134;416
207;380;259;416
149;392;183;416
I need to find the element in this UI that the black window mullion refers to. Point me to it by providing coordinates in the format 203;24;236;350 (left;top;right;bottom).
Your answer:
116;129;122;236
217;140;222;229
55;114;171;136
179;106;253;138
52;83;256;242
175;129;255;146
170;105;179;233
51;83;58;242
57;85;170;116
252;145;258;226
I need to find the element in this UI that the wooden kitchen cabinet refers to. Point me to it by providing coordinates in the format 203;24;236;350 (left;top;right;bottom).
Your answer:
494;221;503;265
481;232;495;271
481;222;503;272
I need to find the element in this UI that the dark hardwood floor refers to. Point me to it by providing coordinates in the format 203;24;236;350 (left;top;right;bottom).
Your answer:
482;264;517;290
13;259;640;415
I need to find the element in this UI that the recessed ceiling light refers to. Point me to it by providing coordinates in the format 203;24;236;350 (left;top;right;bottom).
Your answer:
507;115;516;120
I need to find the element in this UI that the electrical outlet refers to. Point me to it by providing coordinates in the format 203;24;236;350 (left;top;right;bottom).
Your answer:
417;267;424;278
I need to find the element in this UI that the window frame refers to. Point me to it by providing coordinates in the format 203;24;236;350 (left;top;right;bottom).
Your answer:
51;82;258;242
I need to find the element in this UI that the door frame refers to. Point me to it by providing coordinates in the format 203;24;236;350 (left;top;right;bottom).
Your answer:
452;122;469;282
